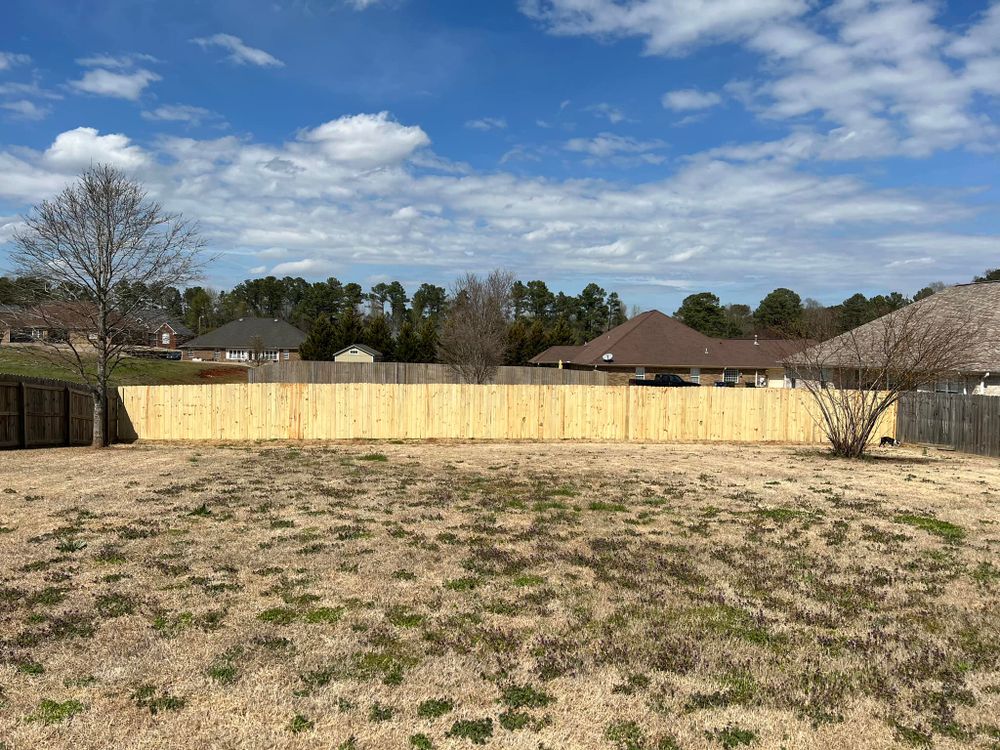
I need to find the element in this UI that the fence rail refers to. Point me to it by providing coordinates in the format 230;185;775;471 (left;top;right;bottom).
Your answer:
0;374;95;449
116;383;895;444
896;392;1000;457
249;361;608;386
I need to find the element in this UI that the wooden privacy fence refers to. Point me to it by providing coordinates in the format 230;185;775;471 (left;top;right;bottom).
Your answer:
249;361;609;386
116;383;895;443
0;375;95;449
896;392;1000;458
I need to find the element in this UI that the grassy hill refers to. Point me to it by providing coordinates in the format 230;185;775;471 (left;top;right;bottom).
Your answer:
0;345;248;386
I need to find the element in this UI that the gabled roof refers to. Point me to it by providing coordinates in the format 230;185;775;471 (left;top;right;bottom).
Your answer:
333;343;383;358
134;309;194;338
790;281;1000;371
531;345;584;364
530;310;806;368
180;318;306;350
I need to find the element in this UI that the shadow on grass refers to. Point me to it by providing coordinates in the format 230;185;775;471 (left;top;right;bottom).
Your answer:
791;448;937;465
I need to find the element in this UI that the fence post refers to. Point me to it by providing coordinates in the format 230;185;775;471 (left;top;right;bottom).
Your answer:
17;381;27;449
64;385;72;446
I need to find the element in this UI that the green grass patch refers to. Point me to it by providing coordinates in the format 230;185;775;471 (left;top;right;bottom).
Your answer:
27;699;84;724
417;698;454;719
894;514;965;543
446;718;494;745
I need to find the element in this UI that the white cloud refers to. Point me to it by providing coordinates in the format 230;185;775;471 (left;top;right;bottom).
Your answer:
0;117;992;300
0;52;31;71
564;132;666;164
68;68;161;100
0;100;49;120
191;34;284;68
393;206;420;220
141;104;224;127
465;117;507;131
346;0;388;8
520;0;806;56
585;102;626;123
248;265;267;275
662;88;722;111
298;111;430;168
525;1;1000;161
43;127;148;171
0;80;62;99
76;53;158;69
271;258;334;275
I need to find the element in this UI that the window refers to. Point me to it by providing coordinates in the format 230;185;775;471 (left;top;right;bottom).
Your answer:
934;380;964;395
350;348;359;355
283;350;290;360
723;368;740;384
161;332;171;345
635;366;645;378
690;367;700;384
227;350;247;361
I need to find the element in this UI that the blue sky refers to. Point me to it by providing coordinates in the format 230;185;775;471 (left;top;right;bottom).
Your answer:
1;0;999;312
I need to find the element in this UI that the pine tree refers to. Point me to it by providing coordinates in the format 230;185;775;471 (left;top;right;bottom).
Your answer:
334;305;365;352
299;315;337;361
394;320;421;362
546;316;577;346
416;317;439;362
362;314;394;360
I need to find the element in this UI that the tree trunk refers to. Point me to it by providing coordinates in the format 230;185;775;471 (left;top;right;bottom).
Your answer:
92;387;106;448
93;323;109;448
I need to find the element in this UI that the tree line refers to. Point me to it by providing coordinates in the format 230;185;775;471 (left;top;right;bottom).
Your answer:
0;271;629;366
673;271;998;339
4;268;997;363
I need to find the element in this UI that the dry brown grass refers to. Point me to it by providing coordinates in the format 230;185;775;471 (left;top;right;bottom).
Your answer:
1;441;998;750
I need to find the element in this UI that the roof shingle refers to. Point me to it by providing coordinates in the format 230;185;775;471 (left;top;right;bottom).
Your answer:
180;318;306;350
530;310;806;368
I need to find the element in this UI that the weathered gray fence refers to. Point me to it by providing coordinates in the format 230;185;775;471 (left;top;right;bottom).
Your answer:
896;392;1000;458
0;374;97;449
249;361;608;386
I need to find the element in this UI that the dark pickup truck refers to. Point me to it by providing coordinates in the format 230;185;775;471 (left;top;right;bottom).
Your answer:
628;373;701;387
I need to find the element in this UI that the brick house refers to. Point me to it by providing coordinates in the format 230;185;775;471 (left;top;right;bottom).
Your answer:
529;310;806;387
179;317;307;363
134;310;194;350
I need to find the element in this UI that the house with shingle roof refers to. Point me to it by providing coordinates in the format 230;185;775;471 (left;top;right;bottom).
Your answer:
179;317;306;363
529;310;807;387
788;282;1000;395
134;310;194;350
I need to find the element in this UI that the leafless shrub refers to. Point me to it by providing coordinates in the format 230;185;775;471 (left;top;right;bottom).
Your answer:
438;269;515;384
788;297;980;458
10;164;205;446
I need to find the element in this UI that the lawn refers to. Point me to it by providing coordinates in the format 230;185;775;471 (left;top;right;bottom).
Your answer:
0;345;247;386
1;442;998;749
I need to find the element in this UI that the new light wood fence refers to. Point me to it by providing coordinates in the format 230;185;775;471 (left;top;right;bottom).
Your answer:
249;361;609;386
116;383;891;444
896;392;1000;457
0;375;95;449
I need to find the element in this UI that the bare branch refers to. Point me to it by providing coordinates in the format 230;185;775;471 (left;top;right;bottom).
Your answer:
10;164;206;446
786;296;982;458
437;269;515;384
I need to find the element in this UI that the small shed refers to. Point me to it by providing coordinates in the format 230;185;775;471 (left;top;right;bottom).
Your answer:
333;344;383;363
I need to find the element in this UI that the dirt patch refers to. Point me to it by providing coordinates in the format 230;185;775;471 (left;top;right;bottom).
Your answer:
0;442;998;749
195;367;247;382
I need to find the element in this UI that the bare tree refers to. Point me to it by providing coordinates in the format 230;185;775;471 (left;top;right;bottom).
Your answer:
787;297;980;458
11;165;204;447
247;335;270;368
438;269;515;384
